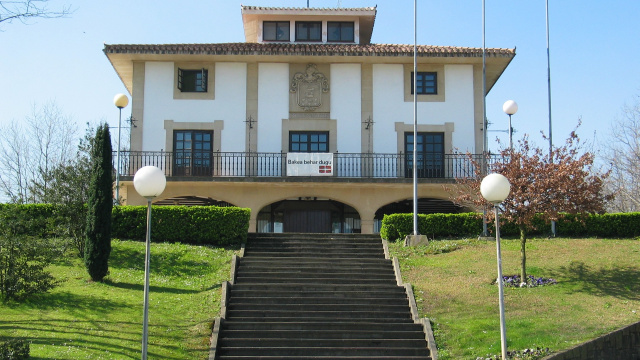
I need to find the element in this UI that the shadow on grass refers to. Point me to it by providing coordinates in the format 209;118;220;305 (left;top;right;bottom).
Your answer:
108;243;228;277
104;279;221;294
2;320;189;360
549;261;640;301
3;291;128;313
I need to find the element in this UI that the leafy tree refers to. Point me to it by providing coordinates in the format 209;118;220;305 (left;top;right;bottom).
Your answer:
604;95;640;212
452;125;611;283
39;124;94;257
84;123;113;282
0;207;60;301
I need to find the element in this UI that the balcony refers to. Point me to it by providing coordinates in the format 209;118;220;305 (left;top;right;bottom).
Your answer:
114;151;493;181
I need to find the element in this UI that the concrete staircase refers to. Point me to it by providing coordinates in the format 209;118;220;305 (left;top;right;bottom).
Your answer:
210;233;437;359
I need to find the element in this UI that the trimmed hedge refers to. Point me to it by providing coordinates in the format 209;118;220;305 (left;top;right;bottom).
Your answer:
380;212;640;241
0;204;250;246
0;204;61;238
111;205;250;245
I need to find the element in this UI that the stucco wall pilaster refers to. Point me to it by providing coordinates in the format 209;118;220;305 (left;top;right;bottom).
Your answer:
361;63;374;153
473;64;485;153
246;62;259;152
131;62;145;151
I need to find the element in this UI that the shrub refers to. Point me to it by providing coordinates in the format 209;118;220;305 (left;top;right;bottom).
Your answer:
380;213;482;241
112;206;250;245
0;234;60;301
380;212;640;241
0;339;30;359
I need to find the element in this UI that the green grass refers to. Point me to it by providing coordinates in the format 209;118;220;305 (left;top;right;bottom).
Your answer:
389;237;640;359
0;239;239;359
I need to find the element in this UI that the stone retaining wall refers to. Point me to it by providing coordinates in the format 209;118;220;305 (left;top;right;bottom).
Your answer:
542;321;640;360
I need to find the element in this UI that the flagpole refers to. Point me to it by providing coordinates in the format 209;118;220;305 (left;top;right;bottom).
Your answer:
481;0;489;236
546;0;557;237
412;0;418;236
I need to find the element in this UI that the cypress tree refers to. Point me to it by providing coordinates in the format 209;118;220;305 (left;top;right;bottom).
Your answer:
84;123;113;281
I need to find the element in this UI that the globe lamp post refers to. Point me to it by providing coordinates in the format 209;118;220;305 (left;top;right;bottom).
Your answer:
502;100;518;150
133;166;166;360
113;93;129;205
480;173;511;360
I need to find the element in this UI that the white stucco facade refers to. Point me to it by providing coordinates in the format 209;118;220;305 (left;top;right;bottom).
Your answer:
142;62;247;152
258;63;289;153
330;63;361;153
104;4;515;233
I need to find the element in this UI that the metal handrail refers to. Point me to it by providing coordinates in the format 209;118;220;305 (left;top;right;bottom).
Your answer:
114;151;498;179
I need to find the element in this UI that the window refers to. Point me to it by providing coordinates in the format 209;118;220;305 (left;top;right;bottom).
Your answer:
173;130;213;176
263;21;290;41
295;22;322;42
327;22;354;42
178;68;208;93
405;132;444;178
289;131;329;153
411;72;437;95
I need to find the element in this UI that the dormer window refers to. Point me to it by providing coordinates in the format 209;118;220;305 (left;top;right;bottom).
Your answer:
295;21;322;42
327;22;354;42
263;21;290;41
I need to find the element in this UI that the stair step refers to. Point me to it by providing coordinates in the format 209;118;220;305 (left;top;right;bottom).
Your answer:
218;338;428;348
221;321;424;332
219;329;426;340
217;357;430;360
226;309;412;319
234;277;396;285
227;296;408;305
216;346;429;357
239;257;391;264
236;268;395;276
213;233;432;360
227;303;410;312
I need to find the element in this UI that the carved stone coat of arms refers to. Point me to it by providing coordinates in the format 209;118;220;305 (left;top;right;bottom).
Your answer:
290;64;329;111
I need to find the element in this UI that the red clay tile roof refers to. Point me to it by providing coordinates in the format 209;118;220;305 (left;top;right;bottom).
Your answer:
103;42;515;58
241;5;377;12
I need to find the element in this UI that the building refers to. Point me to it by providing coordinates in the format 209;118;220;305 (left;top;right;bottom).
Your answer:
104;5;515;234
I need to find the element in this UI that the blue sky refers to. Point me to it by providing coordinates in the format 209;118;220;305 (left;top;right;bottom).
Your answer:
1;0;639;153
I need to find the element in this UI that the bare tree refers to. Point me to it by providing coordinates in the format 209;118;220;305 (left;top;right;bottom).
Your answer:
0;0;72;25
0;101;78;203
0;123;31;203
603;96;640;212
451;125;611;283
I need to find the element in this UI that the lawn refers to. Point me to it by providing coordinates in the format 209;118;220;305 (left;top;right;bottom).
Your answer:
389;237;640;359
2;237;638;359
0;239;239;360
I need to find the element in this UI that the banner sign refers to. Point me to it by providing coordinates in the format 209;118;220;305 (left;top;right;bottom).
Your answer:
286;153;333;176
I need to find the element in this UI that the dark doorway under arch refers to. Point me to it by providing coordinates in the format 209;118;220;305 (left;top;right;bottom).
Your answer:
374;198;463;232
257;199;360;234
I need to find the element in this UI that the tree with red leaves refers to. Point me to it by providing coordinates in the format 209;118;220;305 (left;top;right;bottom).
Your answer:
452;126;611;283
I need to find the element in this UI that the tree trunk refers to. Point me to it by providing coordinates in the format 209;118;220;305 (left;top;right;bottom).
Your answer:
519;226;527;285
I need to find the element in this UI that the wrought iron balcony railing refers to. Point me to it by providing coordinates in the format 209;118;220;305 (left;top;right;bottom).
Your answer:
113;151;495;180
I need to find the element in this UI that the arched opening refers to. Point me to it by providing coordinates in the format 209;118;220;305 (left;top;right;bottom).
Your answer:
374;198;463;232
257;199;360;234
153;195;237;207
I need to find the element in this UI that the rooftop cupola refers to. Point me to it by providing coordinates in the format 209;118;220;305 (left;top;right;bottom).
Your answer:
241;5;377;45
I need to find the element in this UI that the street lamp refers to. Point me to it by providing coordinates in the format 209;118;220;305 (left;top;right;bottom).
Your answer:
502;100;518;150
113;93;129;205
133;166;166;360
480;173;511;360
